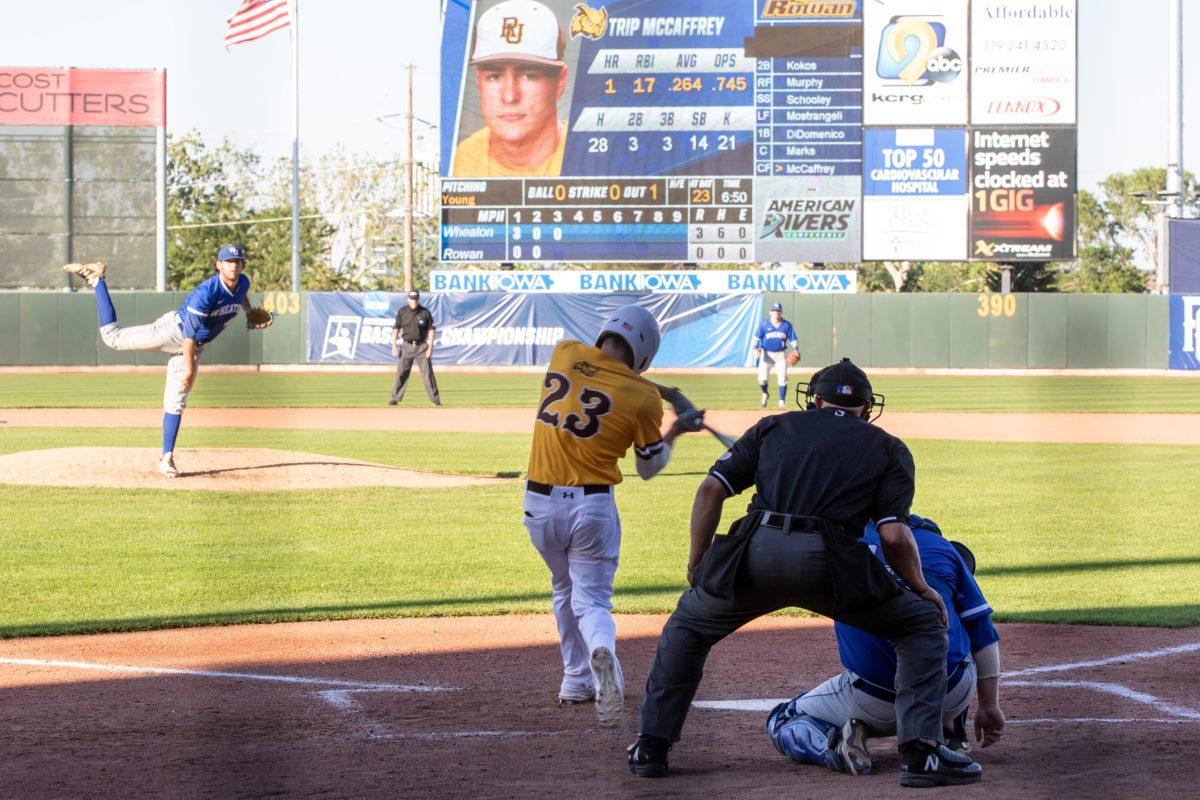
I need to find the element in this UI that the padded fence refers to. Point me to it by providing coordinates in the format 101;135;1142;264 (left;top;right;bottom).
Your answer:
0;290;1169;369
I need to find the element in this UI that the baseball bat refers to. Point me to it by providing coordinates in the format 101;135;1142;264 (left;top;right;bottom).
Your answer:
651;382;738;450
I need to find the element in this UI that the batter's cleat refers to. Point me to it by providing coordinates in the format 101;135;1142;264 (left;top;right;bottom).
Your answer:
835;719;872;776
557;685;596;704
945;708;971;755
899;742;981;788
158;452;179;478
62;261;107;288
591;647;623;728
627;735;670;778
760;393;768;408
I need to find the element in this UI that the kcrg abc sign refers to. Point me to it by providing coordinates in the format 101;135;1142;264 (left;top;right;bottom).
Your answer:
877;17;963;86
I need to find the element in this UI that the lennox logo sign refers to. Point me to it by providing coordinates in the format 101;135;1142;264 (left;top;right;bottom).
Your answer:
984;97;1063;117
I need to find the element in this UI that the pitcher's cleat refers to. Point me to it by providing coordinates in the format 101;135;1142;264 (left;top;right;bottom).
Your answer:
63;262;107;288
158;452;180;478
591;647;623;727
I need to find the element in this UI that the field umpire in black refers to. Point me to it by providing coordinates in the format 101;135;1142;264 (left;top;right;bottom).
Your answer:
628;358;981;788
389;290;441;406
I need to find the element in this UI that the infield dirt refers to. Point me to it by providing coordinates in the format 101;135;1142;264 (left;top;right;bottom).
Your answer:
0;615;1197;799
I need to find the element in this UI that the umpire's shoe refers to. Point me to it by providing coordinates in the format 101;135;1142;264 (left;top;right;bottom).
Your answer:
627;735;670;778
899;741;981;787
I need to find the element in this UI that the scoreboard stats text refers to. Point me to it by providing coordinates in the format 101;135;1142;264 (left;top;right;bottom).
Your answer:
439;0;1077;264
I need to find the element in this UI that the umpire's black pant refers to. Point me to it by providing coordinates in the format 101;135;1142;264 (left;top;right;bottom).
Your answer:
638;525;948;748
391;341;440;405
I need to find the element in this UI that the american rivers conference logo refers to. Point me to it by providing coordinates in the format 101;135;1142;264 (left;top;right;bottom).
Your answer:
760;198;855;241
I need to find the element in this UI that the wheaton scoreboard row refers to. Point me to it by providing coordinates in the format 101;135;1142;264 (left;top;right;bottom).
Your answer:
439;0;1078;264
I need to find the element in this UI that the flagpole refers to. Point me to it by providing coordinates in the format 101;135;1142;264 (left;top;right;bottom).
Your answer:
290;0;301;292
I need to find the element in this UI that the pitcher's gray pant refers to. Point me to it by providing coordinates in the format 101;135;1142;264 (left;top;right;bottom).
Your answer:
638;526;948;748
100;312;202;414
391;342;440;404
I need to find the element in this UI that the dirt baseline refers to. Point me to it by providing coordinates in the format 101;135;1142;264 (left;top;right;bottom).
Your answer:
0;615;1197;799
3;408;1200;445
0;447;509;491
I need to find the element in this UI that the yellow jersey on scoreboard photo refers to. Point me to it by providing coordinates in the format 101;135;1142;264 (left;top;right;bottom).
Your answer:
452;0;570;177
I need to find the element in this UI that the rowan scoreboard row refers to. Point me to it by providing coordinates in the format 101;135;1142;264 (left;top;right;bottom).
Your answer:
439;0;1078;263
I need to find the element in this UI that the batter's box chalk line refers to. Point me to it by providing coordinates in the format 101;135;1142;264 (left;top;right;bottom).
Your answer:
0;656;457;694
692;640;1200;726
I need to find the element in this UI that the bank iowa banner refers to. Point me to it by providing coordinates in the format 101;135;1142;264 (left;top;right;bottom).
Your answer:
307;291;760;367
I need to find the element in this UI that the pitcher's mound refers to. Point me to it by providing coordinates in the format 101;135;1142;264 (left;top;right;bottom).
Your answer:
0;447;510;492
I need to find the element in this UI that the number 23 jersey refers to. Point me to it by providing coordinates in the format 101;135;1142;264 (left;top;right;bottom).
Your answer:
527;340;664;486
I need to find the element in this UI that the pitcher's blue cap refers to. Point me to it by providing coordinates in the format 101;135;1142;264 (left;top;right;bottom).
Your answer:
217;244;245;261
769;301;783;311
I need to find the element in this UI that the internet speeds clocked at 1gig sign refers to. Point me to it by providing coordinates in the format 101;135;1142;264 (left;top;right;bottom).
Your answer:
439;0;1077;264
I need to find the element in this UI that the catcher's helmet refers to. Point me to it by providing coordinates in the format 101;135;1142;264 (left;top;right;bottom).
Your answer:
796;357;886;420
596;305;661;373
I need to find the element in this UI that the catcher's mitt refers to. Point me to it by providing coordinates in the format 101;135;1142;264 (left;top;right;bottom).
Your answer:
786;351;800;366
245;307;274;330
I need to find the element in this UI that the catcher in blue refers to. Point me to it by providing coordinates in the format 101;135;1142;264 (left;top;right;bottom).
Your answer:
64;245;273;477
752;302;799;409
767;514;1005;779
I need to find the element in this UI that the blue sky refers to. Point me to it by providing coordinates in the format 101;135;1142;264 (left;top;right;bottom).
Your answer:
4;0;1195;193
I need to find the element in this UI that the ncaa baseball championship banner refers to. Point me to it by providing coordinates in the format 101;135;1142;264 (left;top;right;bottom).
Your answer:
1169;295;1200;371
430;269;856;293
440;0;1077;263
306;291;761;367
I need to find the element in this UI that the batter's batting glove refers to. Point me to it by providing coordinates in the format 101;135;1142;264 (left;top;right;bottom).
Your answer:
675;409;706;433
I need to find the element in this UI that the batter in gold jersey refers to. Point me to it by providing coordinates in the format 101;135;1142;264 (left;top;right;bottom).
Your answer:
523;306;702;728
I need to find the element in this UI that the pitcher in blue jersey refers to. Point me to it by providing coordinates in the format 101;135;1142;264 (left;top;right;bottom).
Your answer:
766;514;1005;779
752;302;799;409
65;245;264;477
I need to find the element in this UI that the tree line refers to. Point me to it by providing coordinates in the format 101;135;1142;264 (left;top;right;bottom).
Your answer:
166;132;1195;293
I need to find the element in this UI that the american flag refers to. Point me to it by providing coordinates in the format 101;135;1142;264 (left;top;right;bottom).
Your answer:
225;0;291;48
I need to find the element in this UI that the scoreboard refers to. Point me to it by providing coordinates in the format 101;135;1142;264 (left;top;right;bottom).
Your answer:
441;177;753;262
439;0;1077;264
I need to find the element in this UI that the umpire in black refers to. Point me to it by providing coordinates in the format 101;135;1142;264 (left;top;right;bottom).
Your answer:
389;290;441;406
628;359;981;788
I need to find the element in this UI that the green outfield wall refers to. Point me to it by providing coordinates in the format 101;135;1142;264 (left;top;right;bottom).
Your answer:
0;291;1169;369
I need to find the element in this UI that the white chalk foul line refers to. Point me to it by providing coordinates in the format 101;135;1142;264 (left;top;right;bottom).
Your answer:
0;657;457;693
1006;679;1200;720
369;727;627;741
1004;641;1200;678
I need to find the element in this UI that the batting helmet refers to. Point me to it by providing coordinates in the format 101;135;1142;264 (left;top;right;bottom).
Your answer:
596;305;661;373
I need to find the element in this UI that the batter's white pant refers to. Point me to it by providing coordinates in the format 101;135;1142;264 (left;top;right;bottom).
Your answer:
794;660;976;737
100;312;203;415
523;485;624;696
757;350;789;386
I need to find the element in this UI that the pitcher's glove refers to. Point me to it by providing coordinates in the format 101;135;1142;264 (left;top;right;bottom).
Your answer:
245;307;274;330
786;351;800;366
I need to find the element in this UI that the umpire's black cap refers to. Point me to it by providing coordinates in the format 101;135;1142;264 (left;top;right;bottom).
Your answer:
812;357;873;407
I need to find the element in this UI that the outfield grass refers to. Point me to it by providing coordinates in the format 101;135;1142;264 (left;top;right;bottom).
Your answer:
1;372;1199;412
1;426;1198;635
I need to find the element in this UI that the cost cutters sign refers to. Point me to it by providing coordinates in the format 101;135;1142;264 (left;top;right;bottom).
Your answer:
0;68;165;126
